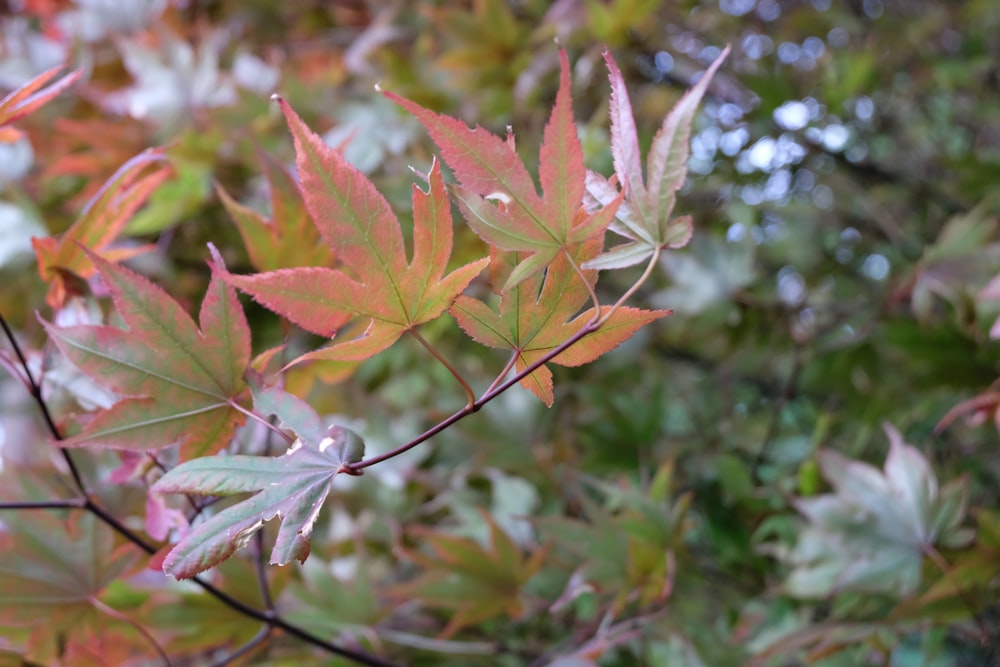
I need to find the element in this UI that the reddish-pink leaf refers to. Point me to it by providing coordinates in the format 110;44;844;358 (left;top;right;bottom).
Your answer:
385;49;619;290
0;66;80;143
585;47;729;269
33;148;170;308
451;241;670;405
42;248;251;458
219;99;488;365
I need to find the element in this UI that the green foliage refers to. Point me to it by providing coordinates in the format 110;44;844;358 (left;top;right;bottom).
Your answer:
1;1;1000;666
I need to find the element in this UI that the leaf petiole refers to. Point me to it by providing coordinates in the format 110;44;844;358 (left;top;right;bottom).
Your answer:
408;328;476;409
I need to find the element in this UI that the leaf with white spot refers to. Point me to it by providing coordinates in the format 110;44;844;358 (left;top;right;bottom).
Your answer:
151;394;365;579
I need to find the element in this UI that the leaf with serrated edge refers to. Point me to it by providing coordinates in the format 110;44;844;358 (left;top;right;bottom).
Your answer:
42;247;250;458
218;151;334;272
385;49;620;290
785;422;971;597
585;47;729;269
0;66;80;143
152;425;364;578
32;148;170;308
218;100;488;366
451;240;669;405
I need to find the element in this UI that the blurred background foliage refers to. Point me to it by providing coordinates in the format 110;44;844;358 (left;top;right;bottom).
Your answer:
1;0;1000;665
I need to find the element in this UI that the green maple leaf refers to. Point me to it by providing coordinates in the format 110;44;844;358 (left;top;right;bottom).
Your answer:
0;512;143;662
216;150;335;272
451;239;670;405
42;247;251;458
152;384;365;579
583;47;730;270
785;423;972;598
387;513;547;639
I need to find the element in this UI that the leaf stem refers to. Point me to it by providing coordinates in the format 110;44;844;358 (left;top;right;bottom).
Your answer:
484;351;519;395
228;398;295;445
409;328;476;409
563;247;601;316
90;595;173;667
346;318;600;472
922;544;990;645
206;625;271;667
600;245;662;325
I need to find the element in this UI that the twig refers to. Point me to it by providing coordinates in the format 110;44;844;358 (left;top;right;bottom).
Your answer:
600;245;662;325
91;595;173;667
563;247;601;315
0;498;86;510
346;316;600;472
206;625;272;667
409;328;476;409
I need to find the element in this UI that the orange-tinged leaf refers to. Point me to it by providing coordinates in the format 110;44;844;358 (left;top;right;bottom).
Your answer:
33;148;171;308
0;512;140;630
219;99;488;365
451;241;670;405
41;248;251;458
0;66;80;142
218;151;335;271
34;116;152;205
389;513;546;638
385;49;620;290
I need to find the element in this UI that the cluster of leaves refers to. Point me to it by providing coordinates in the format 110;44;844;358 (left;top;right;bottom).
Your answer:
2;1;1000;666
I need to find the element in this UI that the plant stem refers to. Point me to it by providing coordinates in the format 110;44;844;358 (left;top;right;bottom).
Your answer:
563;247;601;315
229;398;295;445
409;328;476;409
0;498;86;510
346;317;600;472
600;245;662;325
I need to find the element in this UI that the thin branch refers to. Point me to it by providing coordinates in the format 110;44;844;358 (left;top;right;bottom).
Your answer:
0;313;88;493
484;351;519;395
91;595;173;667
923;544;990;645
346;317;601;472
563;247;602;315
600;245;662;325
252;530;276;615
228;398;295;445
0;498;86;510
206;625;271;667
409;328;476;409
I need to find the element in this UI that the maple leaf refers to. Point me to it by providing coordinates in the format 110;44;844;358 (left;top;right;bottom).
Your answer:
41;247;251;458
32;148;171;308
217;98;489;364
384;49;622;290
451;239;670;405
387;513;548;638
784;423;972;598
152;383;365;579
31;115;151;206
0;512;143;662
217;150;335;272
0;66;80;143
583;47;730;270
